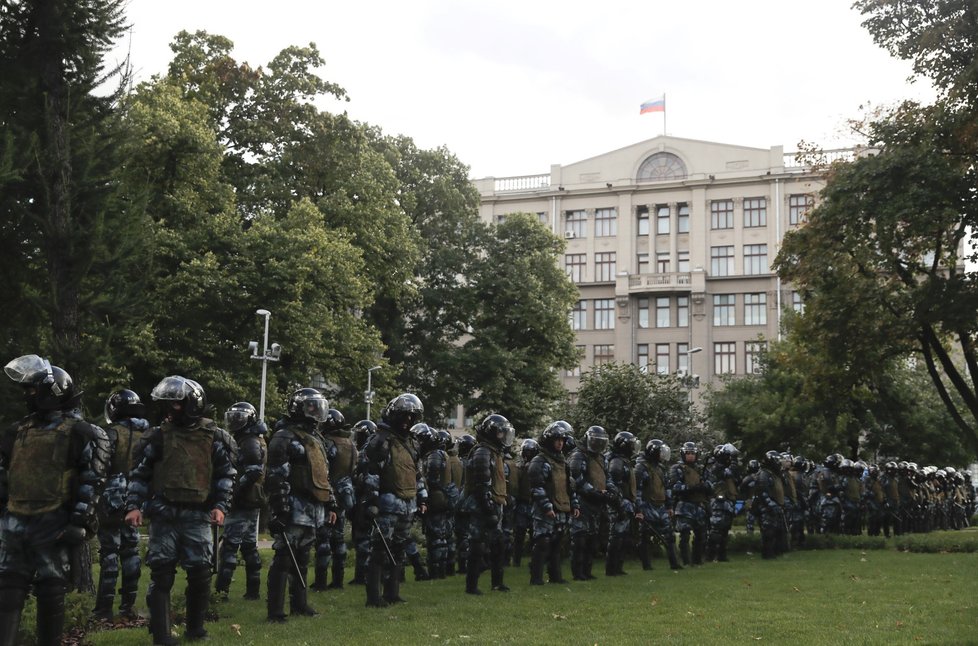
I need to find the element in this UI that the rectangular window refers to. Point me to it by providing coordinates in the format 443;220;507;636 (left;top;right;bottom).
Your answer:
744;244;768;275
744;292;767;326
594;344;615;366
637;253;649;275
792;290;805;313
677;343;690;374
744;197;767;227
677;250;690;273
594;299;615;330
677;203;690;233
636;206;650;236
714;342;736;375
656;297;670;328
595;208;617;237
655;344;670;375
656;253;670;273
566;345;585;377
677;296;689;327
711;199;734;229
570;300;587;331
713;294;735;326
565;253;586;282
746;341;765;375
496;214;507;225
565;210;586;238
637;344;649;371
789;194;813;225
711;245;734;276
656;205;670;235
637;297;650;329
595;252;616;282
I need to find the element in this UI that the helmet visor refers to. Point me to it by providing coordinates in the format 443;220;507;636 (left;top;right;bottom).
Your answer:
501;423;516;448
225;408;253;432
151;376;193;401
660;446;672;462
588;436;608;454
302;396;330;423
4;354;51;384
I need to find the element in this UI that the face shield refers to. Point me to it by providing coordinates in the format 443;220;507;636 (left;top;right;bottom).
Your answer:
4;354;51;384
302;395;330;423
660;445;672;463
151;375;194;401
500;422;516;448
225;408;254;432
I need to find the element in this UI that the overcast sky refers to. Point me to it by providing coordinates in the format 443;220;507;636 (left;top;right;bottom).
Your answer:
115;0;933;179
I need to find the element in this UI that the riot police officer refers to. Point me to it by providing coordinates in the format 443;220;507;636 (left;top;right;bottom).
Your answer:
462;414;514;594
348;419;377;585
703;443;740;562
265;389;338;622
94;389;149;620
668;441;710;566
567;425;613;581
443;430;464;575
754;450;788;559
417;424;453;580
511;438;538;568
528;421;580;585
635;439;681;570
606;431;642;576
0;355;110;646
815;453;844;534
125;375;237;644
361;394;428;608
215;402;267;601
311;408;357;591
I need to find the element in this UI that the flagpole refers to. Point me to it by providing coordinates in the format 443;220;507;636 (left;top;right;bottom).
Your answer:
663;93;666;136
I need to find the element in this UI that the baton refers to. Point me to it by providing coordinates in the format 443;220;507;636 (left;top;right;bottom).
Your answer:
281;532;307;590
372;519;398;566
211;524;220;575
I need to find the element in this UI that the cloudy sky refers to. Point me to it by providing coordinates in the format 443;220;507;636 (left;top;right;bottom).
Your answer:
116;0;933;179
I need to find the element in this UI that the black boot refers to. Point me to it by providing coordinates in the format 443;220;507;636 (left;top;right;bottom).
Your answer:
119;568;140;619
692;533;704;566
606;537;623;576
310;565;329;592
349;550;366;585
266;561;289;623
679;535;691;566
705;535;718;562
717;535;730;562
92;566;117;621
290;552;318;616
328;561;344;589
184;567;211;641
465;544;483;595
383;567;405;604
0;579;27;646
214;565;234;599
490;552;509;592
33;580;65;646
365;561;387;608
529;539;547;585
547;543;567;584
409;552;430;581
148;568;178;646
244;565;261;600
667;541;682;570
570;536;586;581
637;538;652;571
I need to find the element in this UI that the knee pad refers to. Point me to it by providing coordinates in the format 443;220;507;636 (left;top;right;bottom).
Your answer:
241;543;262;569
121;553;142;579
100;552;120;576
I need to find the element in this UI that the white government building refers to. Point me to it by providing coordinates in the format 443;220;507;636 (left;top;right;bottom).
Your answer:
472;135;855;404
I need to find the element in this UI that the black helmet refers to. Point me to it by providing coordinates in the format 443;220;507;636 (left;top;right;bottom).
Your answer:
680;441;699;463
287;388;329;424
5;354;80;413
763;450;781;471
521;438;540;462
540;422;568;453
105;389;147;424
383;393;424;433
477;414;515;448
549;420;574;438
457;434;476;458
151;375;206;423
320;408;346;434
824;453;843;470
411;423;439;453
583;426;609;454
612;431;638;457
435;429;454;451
645;439;670;463
714;443;740;465
353;419;377;450
793;455;807;470
224;401;257;433
747;459;761;474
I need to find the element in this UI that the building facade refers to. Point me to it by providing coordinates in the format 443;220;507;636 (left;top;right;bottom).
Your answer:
473;136;850;401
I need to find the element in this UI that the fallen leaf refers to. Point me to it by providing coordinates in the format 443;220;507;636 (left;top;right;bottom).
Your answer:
230;624;241;637
792;586;800;592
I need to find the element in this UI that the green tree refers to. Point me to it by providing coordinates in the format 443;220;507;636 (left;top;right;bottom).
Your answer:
568;362;704;449
462;214;579;434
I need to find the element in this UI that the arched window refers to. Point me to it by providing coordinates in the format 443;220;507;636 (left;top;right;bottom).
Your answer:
637;152;687;181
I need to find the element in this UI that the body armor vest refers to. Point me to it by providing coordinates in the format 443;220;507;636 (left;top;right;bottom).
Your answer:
720;474;739;500
768;470;785;505
237;432;267;508
613;458;635;500
425;452;450;512
380;435;417;500
447;454;464;489
506;459;519;499
641;463;667;504
845;478;862;502
290;429;333;503
884;477;899;500
517;464;532;502
783;472;797;502
7;418;75;515
329;435;356;482
544;454;571;512
870;480;884;503
109;421;143;476
153;420;215;505
490;449;507;504
682;465;707;503
585;453;607;493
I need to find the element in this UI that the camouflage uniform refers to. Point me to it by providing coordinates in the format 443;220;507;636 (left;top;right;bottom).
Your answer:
311;424;357;590
668;456;709;566
422;444;455;579
528;435;579;585
703;457;740;562
567;444;611;581
634;453;681;570
753;455;787;559
605;437;640;576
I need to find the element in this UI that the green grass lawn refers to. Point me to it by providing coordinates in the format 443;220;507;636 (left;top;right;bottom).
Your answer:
81;542;978;646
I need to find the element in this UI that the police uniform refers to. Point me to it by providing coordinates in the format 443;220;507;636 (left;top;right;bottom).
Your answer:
634;452;681;570
311;418;357;591
528;428;579;586
668;452;709;566
567;443;611;581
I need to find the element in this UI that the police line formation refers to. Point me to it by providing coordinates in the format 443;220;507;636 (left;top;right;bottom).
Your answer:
1;354;975;645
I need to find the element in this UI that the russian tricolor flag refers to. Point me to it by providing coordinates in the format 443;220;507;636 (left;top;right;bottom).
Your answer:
640;96;665;114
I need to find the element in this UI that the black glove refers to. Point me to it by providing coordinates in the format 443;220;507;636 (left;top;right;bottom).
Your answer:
364;504;379;520
61;524;88;545
268;513;289;536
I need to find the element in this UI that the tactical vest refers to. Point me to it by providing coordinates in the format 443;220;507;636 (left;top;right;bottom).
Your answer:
152;420;215;505
109;421;143;476
425;452;450;512
7;417;75;515
613;458;635;501
641;463;667;504
720;473;739;500
329;435;356;482
380;435;417;500
289;429;333;503
682;465;707;503
870;480;884;503
544;454;572;512
236;432;267;508
845;478;862;502
517;464;532;502
585;453;607;493
447;454;464;489
768;470;785;505
490;449;507;504
783;472;797;503
506;459;519;500
884;477;899;500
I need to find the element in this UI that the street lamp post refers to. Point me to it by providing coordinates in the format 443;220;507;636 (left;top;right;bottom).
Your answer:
365;365;382;421
683;346;703;405
249;309;281;423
